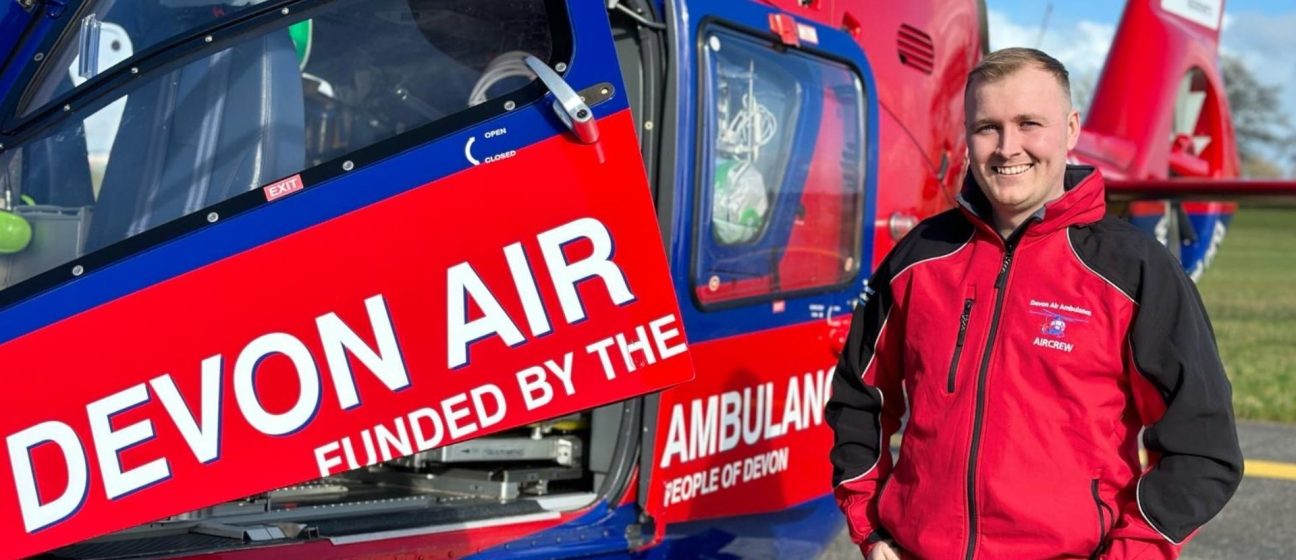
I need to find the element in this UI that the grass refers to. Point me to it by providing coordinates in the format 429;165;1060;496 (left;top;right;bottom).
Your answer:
1196;204;1296;423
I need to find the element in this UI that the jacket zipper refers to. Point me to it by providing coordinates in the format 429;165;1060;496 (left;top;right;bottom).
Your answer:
946;298;975;393
963;239;1017;560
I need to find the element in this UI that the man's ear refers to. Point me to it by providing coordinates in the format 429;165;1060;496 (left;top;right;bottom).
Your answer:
1066;108;1081;150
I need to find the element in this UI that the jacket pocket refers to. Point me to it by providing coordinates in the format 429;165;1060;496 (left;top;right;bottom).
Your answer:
1089;479;1113;559
946;297;975;393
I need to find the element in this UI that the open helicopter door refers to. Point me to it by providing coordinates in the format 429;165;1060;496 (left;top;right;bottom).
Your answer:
0;0;691;557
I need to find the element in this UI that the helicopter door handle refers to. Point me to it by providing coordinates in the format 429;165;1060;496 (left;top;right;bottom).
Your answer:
524;56;600;144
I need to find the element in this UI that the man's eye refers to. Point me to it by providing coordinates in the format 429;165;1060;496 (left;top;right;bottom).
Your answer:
975;125;997;134
1021;121;1041;129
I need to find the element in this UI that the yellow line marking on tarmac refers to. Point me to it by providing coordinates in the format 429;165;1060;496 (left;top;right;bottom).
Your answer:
1244;460;1296;481
1138;451;1296;481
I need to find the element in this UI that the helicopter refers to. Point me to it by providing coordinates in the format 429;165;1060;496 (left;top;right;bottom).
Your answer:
0;0;1289;558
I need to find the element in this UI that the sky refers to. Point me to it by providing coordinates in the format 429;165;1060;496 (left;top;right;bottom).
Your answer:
986;0;1296;174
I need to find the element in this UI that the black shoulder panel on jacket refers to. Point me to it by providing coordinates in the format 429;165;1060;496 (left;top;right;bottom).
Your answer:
1070;216;1243;543
884;208;975;281
1065;216;1150;302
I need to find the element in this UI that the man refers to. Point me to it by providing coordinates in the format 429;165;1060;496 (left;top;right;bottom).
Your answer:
826;48;1243;560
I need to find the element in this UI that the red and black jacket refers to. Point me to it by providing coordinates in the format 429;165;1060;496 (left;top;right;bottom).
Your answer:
827;166;1243;559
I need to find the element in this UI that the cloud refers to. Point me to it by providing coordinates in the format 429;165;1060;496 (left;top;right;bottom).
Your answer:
1221;11;1296;103
987;7;1296;96
986;10;1114;76
1221;11;1296;172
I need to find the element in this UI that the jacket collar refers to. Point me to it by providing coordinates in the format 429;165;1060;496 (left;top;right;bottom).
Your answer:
956;164;1107;239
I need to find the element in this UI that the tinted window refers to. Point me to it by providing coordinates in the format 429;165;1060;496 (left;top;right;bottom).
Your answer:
694;28;866;306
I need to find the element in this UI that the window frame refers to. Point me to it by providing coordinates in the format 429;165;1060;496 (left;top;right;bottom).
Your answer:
14;0;272;120
5;0;289;132
689;22;868;312
0;0;573;308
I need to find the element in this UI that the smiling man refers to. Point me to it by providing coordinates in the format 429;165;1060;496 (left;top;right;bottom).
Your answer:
827;48;1243;560
964;50;1080;238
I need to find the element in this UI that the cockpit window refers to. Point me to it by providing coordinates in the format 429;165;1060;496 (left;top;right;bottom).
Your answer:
0;0;554;292
20;0;276;117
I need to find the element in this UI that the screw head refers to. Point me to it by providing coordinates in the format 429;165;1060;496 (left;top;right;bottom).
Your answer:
554;62;568;73
643;121;654;131
33;52;45;62
504;100;516;111
204;35;213;43
575;109;589;120
63;104;71;112
280;7;290;15
206;212;219;223
130;67;139;75
342;160;355;171
72;265;85;277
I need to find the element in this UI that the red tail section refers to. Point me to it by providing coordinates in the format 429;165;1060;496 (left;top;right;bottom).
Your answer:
1075;0;1240;181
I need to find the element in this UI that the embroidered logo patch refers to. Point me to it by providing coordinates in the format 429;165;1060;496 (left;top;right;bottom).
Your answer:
1028;300;1090;354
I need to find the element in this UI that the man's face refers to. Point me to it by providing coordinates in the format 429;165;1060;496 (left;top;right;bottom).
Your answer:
965;65;1081;224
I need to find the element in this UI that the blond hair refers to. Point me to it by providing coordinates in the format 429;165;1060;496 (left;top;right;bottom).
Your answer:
965;47;1071;103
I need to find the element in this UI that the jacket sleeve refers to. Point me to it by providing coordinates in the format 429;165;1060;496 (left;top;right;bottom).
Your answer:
826;256;908;555
1104;244;1243;560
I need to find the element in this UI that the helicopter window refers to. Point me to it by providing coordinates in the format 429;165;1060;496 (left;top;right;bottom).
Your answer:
694;28;866;306
20;0;275;117
0;0;554;292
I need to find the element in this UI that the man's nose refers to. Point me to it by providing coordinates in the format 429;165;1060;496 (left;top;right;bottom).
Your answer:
996;127;1022;157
